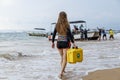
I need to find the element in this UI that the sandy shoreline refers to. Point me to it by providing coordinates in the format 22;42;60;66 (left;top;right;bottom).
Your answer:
82;68;120;80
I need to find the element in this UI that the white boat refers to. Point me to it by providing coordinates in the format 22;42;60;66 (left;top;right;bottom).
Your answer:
28;28;48;37
73;30;99;40
48;20;99;41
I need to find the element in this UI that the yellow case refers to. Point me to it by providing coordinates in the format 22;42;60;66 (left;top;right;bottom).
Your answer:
67;48;83;64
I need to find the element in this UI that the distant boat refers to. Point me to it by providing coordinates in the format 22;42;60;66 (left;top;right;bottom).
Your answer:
48;20;99;41
28;28;48;37
34;28;46;30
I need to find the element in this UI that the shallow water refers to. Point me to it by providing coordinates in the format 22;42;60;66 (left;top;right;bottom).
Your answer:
0;32;120;80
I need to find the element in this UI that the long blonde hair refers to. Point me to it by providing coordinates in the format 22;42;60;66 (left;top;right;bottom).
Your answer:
55;11;70;35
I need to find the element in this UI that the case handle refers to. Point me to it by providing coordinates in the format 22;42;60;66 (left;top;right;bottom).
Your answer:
72;46;78;49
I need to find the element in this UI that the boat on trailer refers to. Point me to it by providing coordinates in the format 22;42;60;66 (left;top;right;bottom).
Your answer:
48;20;99;41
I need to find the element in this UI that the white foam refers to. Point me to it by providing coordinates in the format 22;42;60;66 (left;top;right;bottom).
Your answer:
115;33;120;39
0;33;120;80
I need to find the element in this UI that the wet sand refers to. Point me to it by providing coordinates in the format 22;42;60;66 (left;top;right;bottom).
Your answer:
82;68;120;80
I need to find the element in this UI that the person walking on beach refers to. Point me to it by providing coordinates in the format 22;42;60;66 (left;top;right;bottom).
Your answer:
51;11;76;79
109;29;114;40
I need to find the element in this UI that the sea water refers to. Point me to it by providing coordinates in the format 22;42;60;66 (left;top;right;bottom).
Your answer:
0;31;120;80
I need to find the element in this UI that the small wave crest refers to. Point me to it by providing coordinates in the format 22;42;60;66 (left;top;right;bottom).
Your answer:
0;52;26;60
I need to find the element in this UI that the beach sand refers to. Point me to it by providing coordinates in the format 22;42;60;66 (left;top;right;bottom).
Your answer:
82;68;120;80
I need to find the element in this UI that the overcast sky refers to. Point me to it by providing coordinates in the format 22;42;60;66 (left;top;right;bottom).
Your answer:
0;0;120;31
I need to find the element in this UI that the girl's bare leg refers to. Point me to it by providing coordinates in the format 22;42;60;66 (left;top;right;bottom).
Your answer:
58;49;63;67
58;49;67;79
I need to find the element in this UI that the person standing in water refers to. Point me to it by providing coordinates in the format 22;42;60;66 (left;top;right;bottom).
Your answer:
84;28;88;40
102;29;107;40
97;27;102;41
52;11;76;79
109;29;114;40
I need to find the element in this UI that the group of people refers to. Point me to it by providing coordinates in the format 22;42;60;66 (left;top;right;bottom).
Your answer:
97;27;114;41
80;28;88;40
72;24;89;40
51;11;115;79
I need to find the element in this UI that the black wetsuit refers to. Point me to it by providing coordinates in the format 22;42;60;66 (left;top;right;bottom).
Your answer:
102;30;106;37
52;28;74;49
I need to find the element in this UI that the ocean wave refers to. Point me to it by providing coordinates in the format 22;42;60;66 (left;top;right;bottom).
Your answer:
0;52;23;60
115;33;120;39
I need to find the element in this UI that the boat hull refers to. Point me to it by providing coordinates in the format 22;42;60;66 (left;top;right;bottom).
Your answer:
48;31;99;41
28;33;48;37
